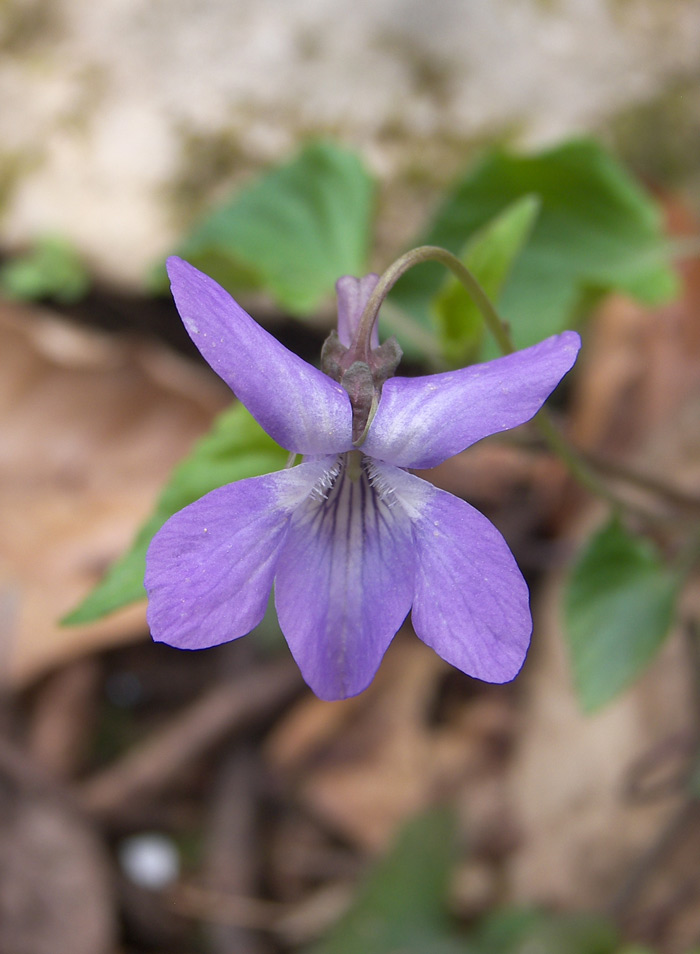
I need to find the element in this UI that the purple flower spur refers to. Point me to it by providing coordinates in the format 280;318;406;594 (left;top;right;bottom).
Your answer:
145;257;580;700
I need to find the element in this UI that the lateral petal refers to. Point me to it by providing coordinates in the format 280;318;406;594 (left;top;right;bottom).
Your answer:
274;456;414;700
362;331;581;468
384;465;532;682
167;257;353;455
145;459;333;651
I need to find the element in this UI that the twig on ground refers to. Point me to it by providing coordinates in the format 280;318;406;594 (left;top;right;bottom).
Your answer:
204;744;271;954
79;657;301;819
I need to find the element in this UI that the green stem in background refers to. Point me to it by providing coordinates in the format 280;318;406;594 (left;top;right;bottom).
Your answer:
581;451;700;516
532;409;622;510
530;409;676;523
508;430;700;523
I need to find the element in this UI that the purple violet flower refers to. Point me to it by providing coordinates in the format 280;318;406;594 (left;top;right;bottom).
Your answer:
145;257;580;700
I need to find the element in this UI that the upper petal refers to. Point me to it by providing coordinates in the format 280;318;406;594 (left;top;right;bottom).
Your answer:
145;459;334;651
274;455;414;700
381;464;532;682
362;331;581;468
167;257;353;455
335;274;380;348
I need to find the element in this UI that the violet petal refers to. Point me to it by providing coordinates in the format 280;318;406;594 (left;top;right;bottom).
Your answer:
145;459;334;650
335;274;381;348
362;331;581;468
274;456;414;700
384;465;532;682
167;257;353;455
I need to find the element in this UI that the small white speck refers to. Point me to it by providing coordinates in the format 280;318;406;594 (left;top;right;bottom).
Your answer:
119;833;180;890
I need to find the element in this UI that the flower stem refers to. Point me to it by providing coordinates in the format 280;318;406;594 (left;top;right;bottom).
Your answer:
532;408;621;509
357;245;513;356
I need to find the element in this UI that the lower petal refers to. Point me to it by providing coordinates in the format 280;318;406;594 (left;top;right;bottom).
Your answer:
274;455;414;700
145;459;334;651
385;466;532;683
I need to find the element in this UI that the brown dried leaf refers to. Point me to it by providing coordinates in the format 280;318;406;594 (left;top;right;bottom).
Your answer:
0;301;226;688
506;556;694;910
506;210;700;914
267;636;516;852
570;202;700;468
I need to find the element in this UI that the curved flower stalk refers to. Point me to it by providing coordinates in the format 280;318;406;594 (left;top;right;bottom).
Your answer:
145;257;580;700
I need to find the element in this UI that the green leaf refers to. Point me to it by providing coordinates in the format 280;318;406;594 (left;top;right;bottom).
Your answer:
306;808;462;954
167;141;374;315
0;235;90;304
474;909;618;954
564;517;680;712
63;403;288;625
472;908;545;952
393;138;678;355
431;195;540;366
